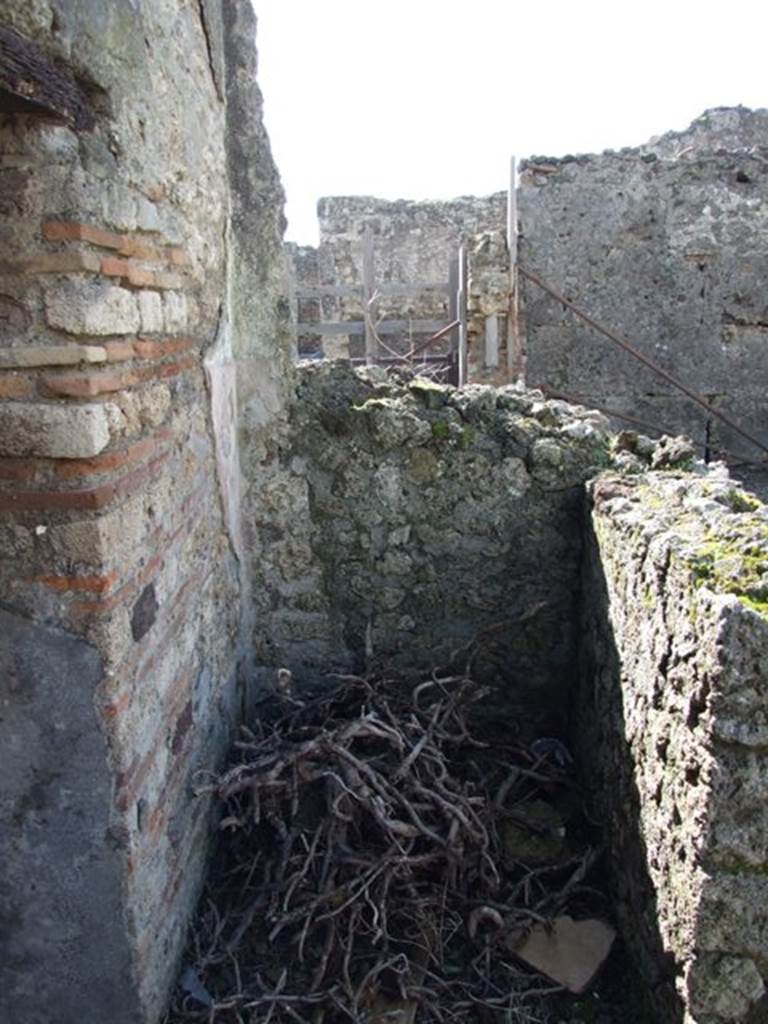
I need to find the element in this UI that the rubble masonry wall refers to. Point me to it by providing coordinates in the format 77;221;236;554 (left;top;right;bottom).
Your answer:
519;107;768;460
0;3;291;1022
248;362;613;737
582;470;768;1022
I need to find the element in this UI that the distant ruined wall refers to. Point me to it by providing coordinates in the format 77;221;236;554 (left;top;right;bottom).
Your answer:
304;193;506;358
0;3;290;1022
582;471;768;1023
294;108;768;459
519;107;768;461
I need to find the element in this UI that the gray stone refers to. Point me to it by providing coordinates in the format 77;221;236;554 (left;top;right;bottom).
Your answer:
510;916;616;994
0;401;111;457
45;282;141;335
0;609;140;1024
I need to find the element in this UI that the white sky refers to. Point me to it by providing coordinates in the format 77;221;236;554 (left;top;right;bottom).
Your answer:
255;0;767;245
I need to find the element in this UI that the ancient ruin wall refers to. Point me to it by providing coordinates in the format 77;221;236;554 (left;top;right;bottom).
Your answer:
0;4;290;1021
304;193;506;358
247;362;614;736
519;107;768;461
582;471;768;1022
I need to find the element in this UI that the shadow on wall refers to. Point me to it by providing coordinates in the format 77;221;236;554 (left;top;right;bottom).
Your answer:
577;517;684;1021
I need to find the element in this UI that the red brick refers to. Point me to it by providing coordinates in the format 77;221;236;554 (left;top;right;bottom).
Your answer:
23;251;100;274
126;266;156;289
150;355;197;380
119;238;162;261
0;449;169;512
33;569;121;594
101;690;131;721
166;247;189;267
0;375;34;398
0;458;38;481
101;340;137;362
114;747;157;812
43;368;137;397
54;427;172;480
170;700;194;754
43;220;128;251
133;338;193;359
72;481;210;633
100;256;131;278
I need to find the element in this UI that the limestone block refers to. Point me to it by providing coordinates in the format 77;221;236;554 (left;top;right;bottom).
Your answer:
163;291;188;332
138;290;164;333
0;343;107;368
45;282;140;335
0;401;111;458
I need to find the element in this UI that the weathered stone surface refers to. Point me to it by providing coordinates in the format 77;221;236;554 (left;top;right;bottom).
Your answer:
248;363;616;740
0;400;111;457
581;468;768;1022
294;193;505;360
0;3;292;1022
0;609;139;1024
519;107;768;460
45;282;141;335
0;342;107;367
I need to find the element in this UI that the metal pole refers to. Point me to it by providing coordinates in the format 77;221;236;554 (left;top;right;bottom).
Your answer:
362;225;376;365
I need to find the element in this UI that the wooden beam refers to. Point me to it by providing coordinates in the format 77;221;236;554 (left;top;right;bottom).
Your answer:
362;225;376;365
447;254;459;385
507;155;525;381
297;320;447;337
295;281;449;300
0;27;93;130
295;284;361;299
457;245;468;387
484;315;499;369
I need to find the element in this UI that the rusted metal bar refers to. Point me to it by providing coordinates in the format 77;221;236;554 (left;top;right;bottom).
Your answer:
457;246;468;387
540;386;707;447
350;354;449;366
362;226;376;366
519;265;768;460
297;319;446;337
406;319;460;360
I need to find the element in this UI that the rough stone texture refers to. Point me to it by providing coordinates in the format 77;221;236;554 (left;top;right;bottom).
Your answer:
0;399;111;457
581;468;768;1022
0;609;140;1024
286;241;321;357
466;229;513;384
519;107;768;461
248;362;614;738
0;3;291;1021
298;193;506;359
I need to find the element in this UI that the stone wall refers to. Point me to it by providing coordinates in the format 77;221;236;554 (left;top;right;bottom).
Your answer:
519;107;768;462
300;193;506;359
582;470;768;1022
246;361;613;737
0;4;290;1022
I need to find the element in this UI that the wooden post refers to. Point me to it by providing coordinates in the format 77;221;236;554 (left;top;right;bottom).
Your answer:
457;245;468;388
447;253;459;385
506;155;525;381
362;225;376;365
484;315;499;369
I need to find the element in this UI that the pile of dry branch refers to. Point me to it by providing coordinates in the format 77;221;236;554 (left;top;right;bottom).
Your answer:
166;666;608;1024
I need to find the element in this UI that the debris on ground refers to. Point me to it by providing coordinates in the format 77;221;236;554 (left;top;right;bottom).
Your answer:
165;664;617;1024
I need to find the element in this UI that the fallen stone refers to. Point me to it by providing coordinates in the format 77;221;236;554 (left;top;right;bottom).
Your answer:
510;915;616;994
